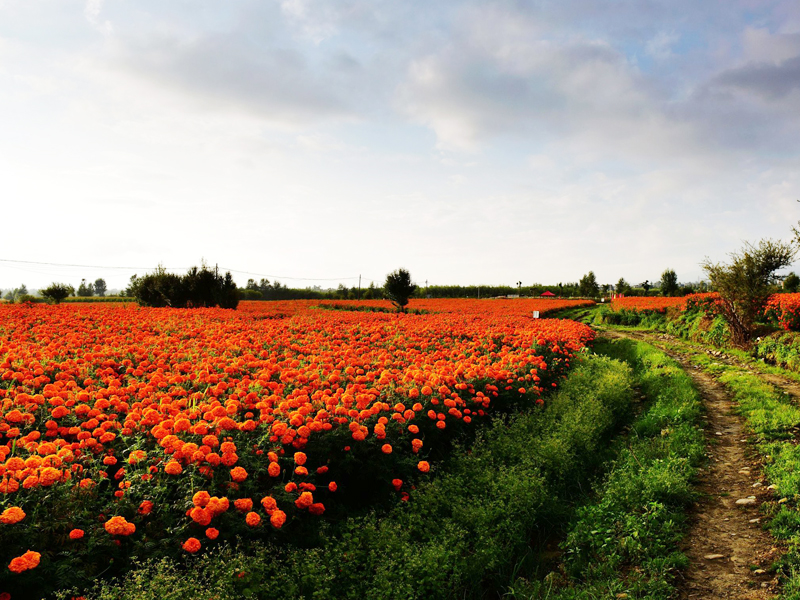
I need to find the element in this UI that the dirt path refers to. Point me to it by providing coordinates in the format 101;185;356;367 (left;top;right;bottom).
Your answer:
617;329;800;401
601;330;782;599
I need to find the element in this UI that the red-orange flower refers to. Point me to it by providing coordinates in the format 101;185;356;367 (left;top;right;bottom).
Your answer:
417;461;430;473
0;506;25;524
270;510;287;529
245;511;261;527
182;537;201;553
8;550;40;574
104;516;135;536
69;528;85;540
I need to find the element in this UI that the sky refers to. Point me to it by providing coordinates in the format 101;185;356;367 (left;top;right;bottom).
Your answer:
1;0;799;291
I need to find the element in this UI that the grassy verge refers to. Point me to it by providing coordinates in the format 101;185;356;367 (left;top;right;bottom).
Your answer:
508;336;706;599
67;353;637;600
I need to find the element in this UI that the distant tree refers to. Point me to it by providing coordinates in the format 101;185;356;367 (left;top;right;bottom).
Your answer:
601;283;611;295
660;269;679;297
363;282;376;300
384;269;417;312
578;271;600;297
40;283;72;304
132;264;239;309
3;285;28;303
641;280;652;294
616;278;630;295
77;279;94;297
94;278;107;297
702;238;796;345
784;272;800;293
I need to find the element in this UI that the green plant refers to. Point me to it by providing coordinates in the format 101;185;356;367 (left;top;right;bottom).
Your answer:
40;283;73;304
701;238;796;345
383;269;417;312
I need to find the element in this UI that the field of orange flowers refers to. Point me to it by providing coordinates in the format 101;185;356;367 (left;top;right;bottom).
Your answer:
765;293;800;331
0;299;593;598
609;296;687;313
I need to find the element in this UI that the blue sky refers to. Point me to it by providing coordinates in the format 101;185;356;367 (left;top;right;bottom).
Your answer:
1;0;799;291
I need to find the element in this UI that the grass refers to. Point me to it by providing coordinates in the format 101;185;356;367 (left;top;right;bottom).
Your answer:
507;336;706;599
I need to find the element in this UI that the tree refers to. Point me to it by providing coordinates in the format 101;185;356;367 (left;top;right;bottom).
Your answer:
702;238;797;345
578;271;599;297
616;278;630;295
641;280;652;294
384;269;417;312
94;278;107;297
40;283;72;304
77;279;94;297
784;272;800;293
660;269;679;297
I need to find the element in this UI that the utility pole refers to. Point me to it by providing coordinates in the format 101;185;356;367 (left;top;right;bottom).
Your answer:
425;280;428;299
358;275;361;300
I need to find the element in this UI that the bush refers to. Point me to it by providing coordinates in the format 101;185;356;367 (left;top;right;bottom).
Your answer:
40;283;73;304
129;266;240;309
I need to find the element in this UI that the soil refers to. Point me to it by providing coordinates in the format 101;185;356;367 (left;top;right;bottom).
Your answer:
600;329;783;599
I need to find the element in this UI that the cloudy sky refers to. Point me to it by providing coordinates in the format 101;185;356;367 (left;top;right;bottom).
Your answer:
1;0;799;291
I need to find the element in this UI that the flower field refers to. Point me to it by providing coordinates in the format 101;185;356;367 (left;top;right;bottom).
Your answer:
609;296;687;313
765;293;800;331
0;299;593;597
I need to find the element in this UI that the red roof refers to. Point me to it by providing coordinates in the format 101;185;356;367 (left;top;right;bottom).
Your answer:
540;291;555;297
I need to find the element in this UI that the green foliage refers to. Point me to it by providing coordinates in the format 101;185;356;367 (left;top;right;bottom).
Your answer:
784;272;800;293
77;278;95;297
596;307;666;328
40;283;72;304
755;332;800;373
616;277;631;295
94;278;107;297
508;338;704;600
384;269;417;312
701;238;796;345
578;272;599;298
660;269;678;297
129;265;239;309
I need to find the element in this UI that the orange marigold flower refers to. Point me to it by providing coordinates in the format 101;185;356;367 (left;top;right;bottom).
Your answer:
408;424;420;434
294;466;308;476
8;550;40;574
284;482;298;493
381;444;392;454
190;507;212;526
391;478;403;491
245;511;261;527
260;496;277;513
230;466;247;482
309;502;325;516
164;461;182;475
295;491;313;509
138;500;154;515
205;527;219;540
104;516;135;536
293;452;307;466
69;528;84;540
234;498;253;512
328;481;337;492
182;537;201;553
192;491;211;507
417;461;430;473
270;509;286;529
267;462;281;477
0;506;25;524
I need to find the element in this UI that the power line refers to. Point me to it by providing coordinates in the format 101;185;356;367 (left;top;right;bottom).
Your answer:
0;258;376;284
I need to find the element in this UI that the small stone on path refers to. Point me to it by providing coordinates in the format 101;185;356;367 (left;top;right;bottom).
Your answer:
704;553;726;560
735;497;757;505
